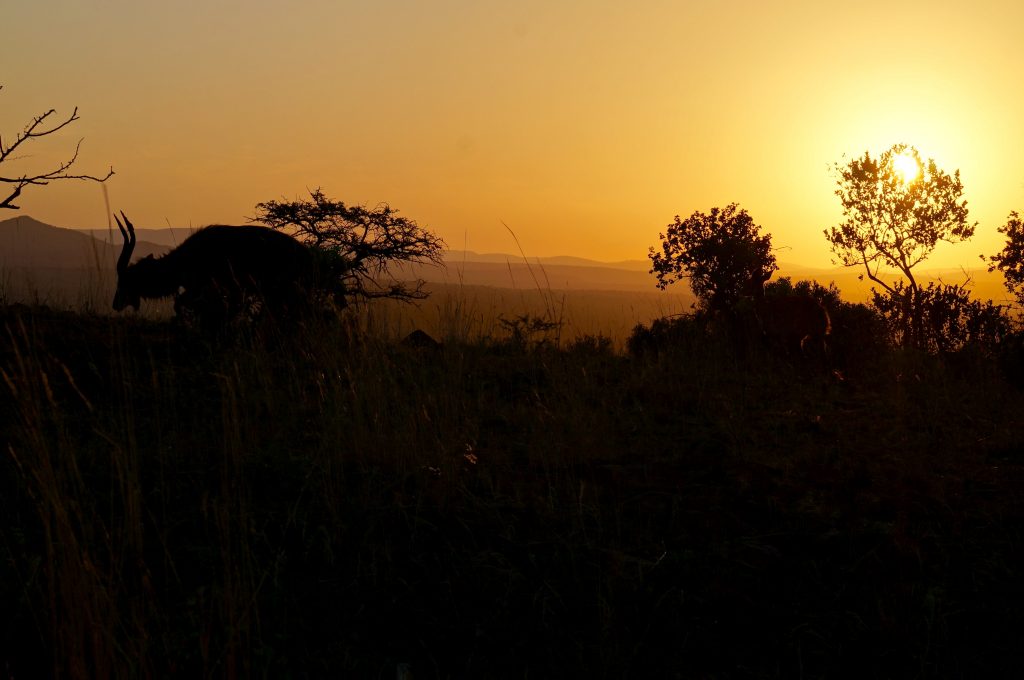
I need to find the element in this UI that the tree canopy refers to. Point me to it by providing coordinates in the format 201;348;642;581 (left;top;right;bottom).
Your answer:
824;144;976;348
987;211;1024;307
824;144;974;293
253;188;445;306
649;203;776;312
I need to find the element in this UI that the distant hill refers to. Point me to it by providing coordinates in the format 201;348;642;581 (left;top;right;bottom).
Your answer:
410;259;660;293
443;250;650;271
774;261;1014;306
45;220;676;295
0;216;168;307
2;216;1013;310
80;226;202;249
1;216;166;270
2;215;117;270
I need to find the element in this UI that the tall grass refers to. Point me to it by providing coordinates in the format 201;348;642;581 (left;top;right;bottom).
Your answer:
2;302;1024;677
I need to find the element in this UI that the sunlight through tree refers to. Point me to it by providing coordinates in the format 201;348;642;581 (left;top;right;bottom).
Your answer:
824;143;974;348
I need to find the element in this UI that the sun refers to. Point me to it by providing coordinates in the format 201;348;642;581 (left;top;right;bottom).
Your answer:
892;151;921;184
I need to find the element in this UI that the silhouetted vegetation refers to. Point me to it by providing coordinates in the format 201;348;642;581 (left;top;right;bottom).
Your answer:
988;210;1024;308
626;313;710;358
254;188;446;307
871;279;1010;355
817;289;891;372
0;85;113;210
825;144;977;349
649;203;776;312
744;274;832;360
3;302;1023;678
3;138;1022;677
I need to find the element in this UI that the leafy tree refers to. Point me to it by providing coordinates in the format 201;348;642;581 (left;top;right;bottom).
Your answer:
824;143;974;348
253;188;445;307
986;211;1024;307
1;85;112;209
649;203;777;312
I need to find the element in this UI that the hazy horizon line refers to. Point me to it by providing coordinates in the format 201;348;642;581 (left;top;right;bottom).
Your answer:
1;213;1006;277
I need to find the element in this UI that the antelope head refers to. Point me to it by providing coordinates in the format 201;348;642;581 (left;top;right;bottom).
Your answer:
112;211;142;311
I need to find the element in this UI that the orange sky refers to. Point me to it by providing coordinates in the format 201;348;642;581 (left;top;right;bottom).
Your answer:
2;1;1023;269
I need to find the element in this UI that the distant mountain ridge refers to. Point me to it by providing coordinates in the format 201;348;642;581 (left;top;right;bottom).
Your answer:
443;250;650;271
1;216;168;269
0;216;1012;305
80;225;201;249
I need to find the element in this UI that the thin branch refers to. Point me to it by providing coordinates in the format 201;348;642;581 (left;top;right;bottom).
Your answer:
0;88;113;209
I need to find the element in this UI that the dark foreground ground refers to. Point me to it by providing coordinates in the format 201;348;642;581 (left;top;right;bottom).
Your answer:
2;305;1023;678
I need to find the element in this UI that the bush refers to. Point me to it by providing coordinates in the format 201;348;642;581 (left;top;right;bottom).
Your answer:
626;314;713;358
872;281;1010;355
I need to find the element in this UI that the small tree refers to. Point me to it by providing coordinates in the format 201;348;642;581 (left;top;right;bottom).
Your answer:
1;85;112;210
649;203;777;312
253;188;445;306
987;211;1024;308
824;143;974;348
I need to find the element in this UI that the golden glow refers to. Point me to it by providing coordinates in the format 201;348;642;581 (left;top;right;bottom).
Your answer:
893;152;921;184
1;2;1023;271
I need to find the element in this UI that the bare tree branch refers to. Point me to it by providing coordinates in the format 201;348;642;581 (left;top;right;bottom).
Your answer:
0;85;114;209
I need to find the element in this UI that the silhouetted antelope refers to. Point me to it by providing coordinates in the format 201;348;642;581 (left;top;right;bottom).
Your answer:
746;272;831;358
113;212;314;329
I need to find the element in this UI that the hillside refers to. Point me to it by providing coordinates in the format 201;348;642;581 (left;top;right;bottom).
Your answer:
0;216;166;272
1;215;116;270
80;225;200;248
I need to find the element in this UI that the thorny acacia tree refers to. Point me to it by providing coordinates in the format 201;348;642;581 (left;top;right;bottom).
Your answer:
649;203;777;312
824;144;975;348
1;85;113;209
253;188;445;306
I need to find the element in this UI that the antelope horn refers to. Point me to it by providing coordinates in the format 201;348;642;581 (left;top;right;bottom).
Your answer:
114;211;136;273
